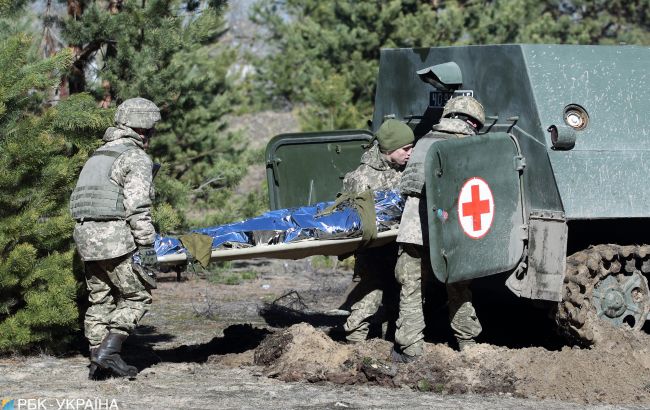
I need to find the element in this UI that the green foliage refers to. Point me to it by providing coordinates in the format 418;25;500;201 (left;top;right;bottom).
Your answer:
0;0;29;16
0;33;110;352
299;74;361;131
206;261;258;285
416;379;432;392
309;255;336;271
0;0;34;35
240;271;258;281
62;1;263;229
252;0;650;130
252;0;464;126
465;0;650;45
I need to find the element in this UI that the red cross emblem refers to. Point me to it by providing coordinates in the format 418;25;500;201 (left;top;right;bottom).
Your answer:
458;177;494;239
462;184;490;231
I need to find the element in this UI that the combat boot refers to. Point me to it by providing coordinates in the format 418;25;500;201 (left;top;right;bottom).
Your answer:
88;346;111;380
92;332;138;378
390;347;417;364
88;346;99;380
457;338;476;352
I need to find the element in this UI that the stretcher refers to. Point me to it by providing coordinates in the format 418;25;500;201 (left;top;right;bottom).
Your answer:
157;228;398;266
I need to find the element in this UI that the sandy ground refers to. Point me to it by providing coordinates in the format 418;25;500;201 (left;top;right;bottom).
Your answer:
1;258;649;409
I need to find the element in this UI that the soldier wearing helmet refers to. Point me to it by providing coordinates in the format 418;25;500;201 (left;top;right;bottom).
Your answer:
391;96;484;362
339;119;414;344
70;97;161;379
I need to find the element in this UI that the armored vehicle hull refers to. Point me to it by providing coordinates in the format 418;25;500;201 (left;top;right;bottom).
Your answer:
372;44;649;344
168;44;649;345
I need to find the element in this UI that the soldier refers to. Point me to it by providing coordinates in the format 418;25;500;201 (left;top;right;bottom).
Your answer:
340;119;414;343
70;97;161;379
391;96;485;362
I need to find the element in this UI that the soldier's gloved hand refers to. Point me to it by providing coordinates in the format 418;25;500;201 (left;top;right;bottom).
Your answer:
138;246;158;268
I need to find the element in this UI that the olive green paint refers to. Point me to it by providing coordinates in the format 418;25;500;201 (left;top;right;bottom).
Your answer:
265;130;373;209
373;44;650;219
425;132;525;283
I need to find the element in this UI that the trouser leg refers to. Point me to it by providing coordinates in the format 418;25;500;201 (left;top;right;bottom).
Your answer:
84;262;116;348
90;254;151;379
394;244;425;357
103;254;152;335
447;280;482;345
344;288;383;342
343;255;385;343
381;272;399;341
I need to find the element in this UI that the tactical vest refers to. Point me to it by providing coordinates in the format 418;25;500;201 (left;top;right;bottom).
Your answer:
69;142;138;221
399;134;446;197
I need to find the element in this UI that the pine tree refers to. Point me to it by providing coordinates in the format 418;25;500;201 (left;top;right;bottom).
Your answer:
465;0;650;45
252;0;650;131
0;30;111;352
251;0;465;128
61;0;262;229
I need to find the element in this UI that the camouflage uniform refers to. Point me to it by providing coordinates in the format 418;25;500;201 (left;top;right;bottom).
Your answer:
71;98;160;379
394;111;484;357
341;145;403;194
341;144;403;342
73;125;156;346
340;119;414;343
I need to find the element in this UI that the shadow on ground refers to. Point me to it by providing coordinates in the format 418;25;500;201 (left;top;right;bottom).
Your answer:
125;324;270;371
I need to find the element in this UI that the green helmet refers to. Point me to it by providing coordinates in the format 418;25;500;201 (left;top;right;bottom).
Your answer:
375;119;415;153
442;96;485;129
115;97;161;129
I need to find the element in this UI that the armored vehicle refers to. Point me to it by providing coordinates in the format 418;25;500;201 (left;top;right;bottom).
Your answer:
263;44;650;344
160;44;649;344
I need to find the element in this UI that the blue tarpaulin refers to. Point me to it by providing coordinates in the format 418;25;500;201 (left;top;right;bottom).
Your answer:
155;189;403;258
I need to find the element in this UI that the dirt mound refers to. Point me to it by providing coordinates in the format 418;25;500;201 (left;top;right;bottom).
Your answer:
253;324;515;393
253;323;650;405
254;323;354;382
502;325;650;404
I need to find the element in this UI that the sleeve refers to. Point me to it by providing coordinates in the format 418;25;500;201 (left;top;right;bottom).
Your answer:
341;167;366;194
117;149;157;246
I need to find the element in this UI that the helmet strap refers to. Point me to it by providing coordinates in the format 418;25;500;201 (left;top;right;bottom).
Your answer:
448;113;479;132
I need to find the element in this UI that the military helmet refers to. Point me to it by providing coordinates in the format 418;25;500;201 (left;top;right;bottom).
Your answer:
115;97;161;129
375;119;415;153
442;96;485;129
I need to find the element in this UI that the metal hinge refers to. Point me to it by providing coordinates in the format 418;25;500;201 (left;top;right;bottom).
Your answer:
529;209;565;221
519;224;528;240
514;155;526;171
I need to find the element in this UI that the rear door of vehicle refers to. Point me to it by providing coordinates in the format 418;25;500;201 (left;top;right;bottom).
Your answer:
425;132;525;283
266;130;374;210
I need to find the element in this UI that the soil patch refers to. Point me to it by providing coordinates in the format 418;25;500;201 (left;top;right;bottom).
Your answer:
250;323;650;405
3;261;649;408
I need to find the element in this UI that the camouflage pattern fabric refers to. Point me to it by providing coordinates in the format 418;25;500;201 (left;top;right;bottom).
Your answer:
398;134;445;197
431;117;478;135
73;126;156;261
441;96;486;127
72;117;158;350
340;143;402;343
395;195;429;246
341;144;403;193
397;120;476;246
447;281;482;341
342;245;399;342
394;244;428;357
394;117;482;354
84;253;152;347
114;97;161;130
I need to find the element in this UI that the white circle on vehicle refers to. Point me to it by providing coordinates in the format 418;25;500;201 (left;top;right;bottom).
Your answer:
457;177;494;239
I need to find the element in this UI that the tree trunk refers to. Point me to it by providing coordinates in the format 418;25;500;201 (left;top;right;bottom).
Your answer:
67;1;86;94
67;0;83;19
99;0;123;106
